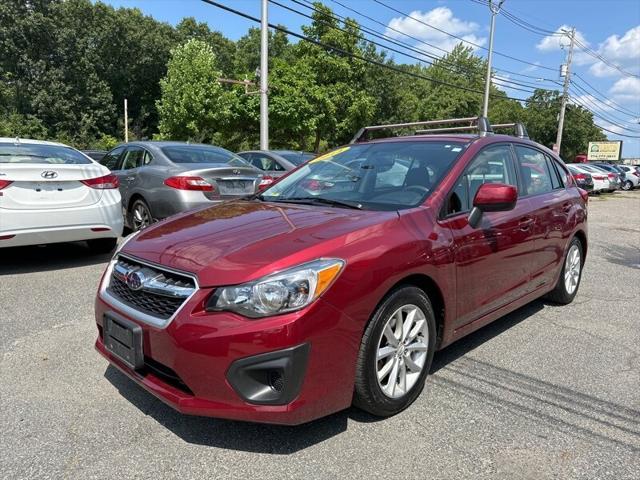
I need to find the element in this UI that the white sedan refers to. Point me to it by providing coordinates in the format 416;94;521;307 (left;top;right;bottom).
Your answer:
0;138;123;252
568;163;610;193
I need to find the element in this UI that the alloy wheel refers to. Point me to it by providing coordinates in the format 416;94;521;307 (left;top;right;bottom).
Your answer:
132;203;152;231
375;304;429;399
564;244;581;295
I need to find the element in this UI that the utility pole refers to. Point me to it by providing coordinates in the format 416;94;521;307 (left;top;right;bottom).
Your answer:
260;0;269;150
482;0;505;118
124;98;129;143
555;28;576;155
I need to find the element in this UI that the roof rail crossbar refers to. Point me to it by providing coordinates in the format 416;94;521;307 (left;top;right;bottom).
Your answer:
492;123;529;139
415;125;486;134
349;116;492;143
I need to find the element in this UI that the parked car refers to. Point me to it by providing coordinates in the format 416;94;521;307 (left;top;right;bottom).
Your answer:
95;117;587;425
237;150;315;177
82;150;107;162
581;164;620;192
569;164;609;193
0;138;122;252
99;142;267;231
590;162;627;188
567;164;594;193
615;165;639;190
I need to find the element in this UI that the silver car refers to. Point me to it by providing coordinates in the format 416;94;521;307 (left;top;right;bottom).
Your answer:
237;150;316;178
100;142;264;231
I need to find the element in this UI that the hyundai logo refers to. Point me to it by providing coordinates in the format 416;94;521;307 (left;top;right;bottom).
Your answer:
125;270;146;291
232;169;241;174
41;171;58;179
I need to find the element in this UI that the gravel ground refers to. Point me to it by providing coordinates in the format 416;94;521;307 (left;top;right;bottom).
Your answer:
1;191;639;480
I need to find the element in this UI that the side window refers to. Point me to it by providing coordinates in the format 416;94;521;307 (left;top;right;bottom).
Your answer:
143;150;154;165
100;147;125;170
253;154;285;171
553;159;570;187
514;146;554;196
121;148;144;170
545;155;562;189
446;144;517;215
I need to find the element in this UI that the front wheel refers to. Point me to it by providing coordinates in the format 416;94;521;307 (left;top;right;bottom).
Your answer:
622;180;632;191
353;286;436;417
546;237;583;304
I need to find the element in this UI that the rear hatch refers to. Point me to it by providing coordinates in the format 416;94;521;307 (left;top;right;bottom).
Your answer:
0;164;105;210
181;165;261;197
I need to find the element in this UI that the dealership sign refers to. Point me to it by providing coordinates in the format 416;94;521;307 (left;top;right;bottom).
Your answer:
587;141;623;161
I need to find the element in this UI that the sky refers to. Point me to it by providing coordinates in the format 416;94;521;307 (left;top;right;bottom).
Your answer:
103;0;640;158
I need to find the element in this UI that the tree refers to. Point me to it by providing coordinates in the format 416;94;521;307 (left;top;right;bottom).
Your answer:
156;39;235;143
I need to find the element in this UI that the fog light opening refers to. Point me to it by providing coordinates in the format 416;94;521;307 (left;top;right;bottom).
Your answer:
268;370;285;392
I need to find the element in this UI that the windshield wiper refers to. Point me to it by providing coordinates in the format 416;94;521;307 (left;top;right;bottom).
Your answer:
272;197;363;210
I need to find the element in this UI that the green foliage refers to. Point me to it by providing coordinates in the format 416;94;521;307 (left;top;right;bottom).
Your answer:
157;39;234;143
0;0;608;156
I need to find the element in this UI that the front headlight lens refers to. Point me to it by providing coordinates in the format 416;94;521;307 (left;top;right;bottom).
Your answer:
207;259;345;318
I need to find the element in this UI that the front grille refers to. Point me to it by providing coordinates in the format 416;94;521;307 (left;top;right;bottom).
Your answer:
106;255;196;320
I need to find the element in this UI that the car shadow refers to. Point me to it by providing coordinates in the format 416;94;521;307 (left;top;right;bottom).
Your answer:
0;242;113;275
103;300;551;453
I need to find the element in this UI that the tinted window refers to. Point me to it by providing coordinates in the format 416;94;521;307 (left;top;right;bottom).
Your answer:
0;143;92;165
280;152;315;165
554;159;570;186
545;155;563;189
447;144;517;215
161;145;249;167
261;141;467;211
515;146;554;196
101;147;125;170
121;148;144;170
143;150;153;165
252;154;286;171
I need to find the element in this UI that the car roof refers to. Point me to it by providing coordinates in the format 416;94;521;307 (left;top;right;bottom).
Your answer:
0;137;69;147
122;141;223;148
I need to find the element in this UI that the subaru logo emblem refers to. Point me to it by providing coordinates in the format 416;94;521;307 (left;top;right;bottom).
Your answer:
125;270;145;291
41;171;58;179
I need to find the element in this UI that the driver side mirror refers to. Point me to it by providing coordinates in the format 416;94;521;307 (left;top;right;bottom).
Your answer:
468;183;518;228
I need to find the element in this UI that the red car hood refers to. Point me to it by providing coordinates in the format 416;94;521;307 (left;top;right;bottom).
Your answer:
122;200;398;286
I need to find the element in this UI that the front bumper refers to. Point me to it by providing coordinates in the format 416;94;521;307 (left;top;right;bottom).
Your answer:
95;291;360;425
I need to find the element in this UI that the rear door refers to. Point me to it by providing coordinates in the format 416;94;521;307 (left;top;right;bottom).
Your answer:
440;143;539;329
113;147;145;208
250;152;289;177
513;145;574;288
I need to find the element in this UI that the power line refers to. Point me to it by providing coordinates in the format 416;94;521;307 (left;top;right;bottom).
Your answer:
573;38;640;79
573;73;639;117
470;0;561;37
371;0;558;71
569;93;640;133
570;82;640;120
276;0;552;95
200;0;549;104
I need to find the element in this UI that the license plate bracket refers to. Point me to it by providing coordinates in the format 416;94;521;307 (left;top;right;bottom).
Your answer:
103;313;144;370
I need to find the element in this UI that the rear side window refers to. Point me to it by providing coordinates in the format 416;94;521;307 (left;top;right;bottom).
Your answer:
446;144;517;215
553;159;570;186
252;154;286;171
514;146;554;196
121;148;144;170
0;143;92;164
544;155;563;189
101;147;125;170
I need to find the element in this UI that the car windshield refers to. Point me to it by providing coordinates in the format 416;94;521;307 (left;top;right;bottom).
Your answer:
279;152;315;165
259;141;467;211
0;143;92;164
161;145;250;167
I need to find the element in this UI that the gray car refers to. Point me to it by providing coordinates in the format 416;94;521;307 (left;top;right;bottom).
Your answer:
237;150;315;177
100;141;264;231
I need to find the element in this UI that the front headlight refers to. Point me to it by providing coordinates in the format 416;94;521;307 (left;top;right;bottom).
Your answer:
206;258;345;318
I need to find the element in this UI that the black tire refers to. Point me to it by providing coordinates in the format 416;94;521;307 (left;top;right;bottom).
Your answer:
545;237;583;305
622;180;632;191
128;198;153;231
353;286;436;417
87;237;118;254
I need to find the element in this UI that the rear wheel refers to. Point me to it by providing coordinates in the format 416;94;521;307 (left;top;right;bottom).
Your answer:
546;237;583;304
622;180;632;191
353;286;436;417
87;237;117;254
129;199;153;231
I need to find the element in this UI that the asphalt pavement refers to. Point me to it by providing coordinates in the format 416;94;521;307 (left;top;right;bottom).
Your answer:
1;192;639;479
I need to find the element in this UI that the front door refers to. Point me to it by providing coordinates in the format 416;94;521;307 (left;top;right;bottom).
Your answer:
440;143;539;329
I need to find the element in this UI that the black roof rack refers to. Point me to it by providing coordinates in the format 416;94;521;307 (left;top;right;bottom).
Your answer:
491;123;529;139
350;116;493;144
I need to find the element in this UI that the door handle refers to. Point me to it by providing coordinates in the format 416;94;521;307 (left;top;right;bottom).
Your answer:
518;216;534;230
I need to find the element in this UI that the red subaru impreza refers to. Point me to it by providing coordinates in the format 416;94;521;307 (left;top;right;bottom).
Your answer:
95;118;587;425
